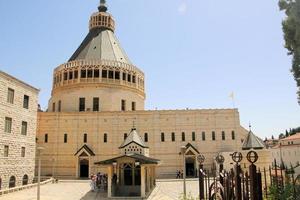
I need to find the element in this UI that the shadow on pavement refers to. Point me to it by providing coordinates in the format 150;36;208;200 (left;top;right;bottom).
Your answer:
80;190;107;200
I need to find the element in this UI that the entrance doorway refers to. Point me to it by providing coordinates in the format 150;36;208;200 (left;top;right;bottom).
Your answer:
185;157;195;177
80;159;89;178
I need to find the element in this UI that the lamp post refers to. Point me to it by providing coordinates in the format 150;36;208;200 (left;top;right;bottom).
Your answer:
180;146;187;198
37;147;45;200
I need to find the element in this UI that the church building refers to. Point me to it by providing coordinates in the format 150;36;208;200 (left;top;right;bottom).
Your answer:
37;1;250;179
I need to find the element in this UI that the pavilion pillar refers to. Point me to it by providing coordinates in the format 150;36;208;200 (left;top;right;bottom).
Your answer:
141;166;146;198
107;165;113;198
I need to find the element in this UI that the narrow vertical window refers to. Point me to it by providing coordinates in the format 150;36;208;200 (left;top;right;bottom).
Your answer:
79;98;85;112
74;70;78;79
102;70;107;78
21;147;25;157
161;132;165;142
7;88;14;104
128;74;131;82
121;100;126;111
84;133;87;143
202;132;206;141
4;145;9;157
115;71;120;80
171;132;175;142
124;133;128;140
132;76;136;83
21;121;27;135
64;134;68;143
212;131;216;141
122;73;127;81
104;133;108;143
182;132;185;141
87;70;93;78
94;69;99;78
192;132;196;141
23;95;29;109
45;134;48;143
132;102;136;111
81;69;86;78
93;97;99;111
52;102;56;112
64;72;68;80
222;131;225;140
58;100;61;112
144;133;148;142
5;117;12;133
232;131;235;140
69;71;73;80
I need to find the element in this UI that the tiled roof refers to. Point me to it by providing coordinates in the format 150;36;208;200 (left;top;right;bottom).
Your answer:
242;130;265;150
94;153;159;165
119;128;148;149
281;133;300;141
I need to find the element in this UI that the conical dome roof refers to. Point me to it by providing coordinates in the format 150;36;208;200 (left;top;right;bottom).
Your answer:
68;1;132;65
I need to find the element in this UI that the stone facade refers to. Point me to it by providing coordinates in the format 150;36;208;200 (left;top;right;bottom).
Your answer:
0;71;39;190
37;109;248;178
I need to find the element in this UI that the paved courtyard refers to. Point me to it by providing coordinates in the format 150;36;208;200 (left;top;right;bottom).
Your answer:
0;179;200;200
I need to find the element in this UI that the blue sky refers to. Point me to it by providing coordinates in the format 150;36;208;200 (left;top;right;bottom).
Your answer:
0;0;299;138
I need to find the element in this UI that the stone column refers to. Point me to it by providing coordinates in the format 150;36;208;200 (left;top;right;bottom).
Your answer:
107;166;113;198
141;166;146;198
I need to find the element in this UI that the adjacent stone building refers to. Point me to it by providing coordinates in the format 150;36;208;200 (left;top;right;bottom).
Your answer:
0;71;39;190
37;1;251;179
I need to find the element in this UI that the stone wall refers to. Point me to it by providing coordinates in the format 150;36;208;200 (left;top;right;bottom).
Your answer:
0;71;39;190
37;108;248;179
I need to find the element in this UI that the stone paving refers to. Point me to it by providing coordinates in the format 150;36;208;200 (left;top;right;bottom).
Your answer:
0;179;200;200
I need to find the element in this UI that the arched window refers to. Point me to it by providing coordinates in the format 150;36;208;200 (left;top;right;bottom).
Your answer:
144;133;148;142
22;174;28;185
104;133;107;143
9;176;16;188
161;132;165;142
124;133;128;140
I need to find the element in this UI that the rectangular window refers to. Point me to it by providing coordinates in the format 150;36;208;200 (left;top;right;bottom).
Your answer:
128;74;131;82
5;117;12;133
21;121;27;135
45;134;48;143
123;73;126;81
84;134;87;143
161;132;165;142
132;76;136;83
115;71;120;80
64;72;68;80
23;95;29;109
94;69;99;78
4;146;9;157
87;70;93;78
222;131;225;140
74;70;78;79
144;133;148;142
121;99;126;111
202;132;206;141
132;102;136;111
171;132;175;142
69;71;73;80
79;98;85;112
81;69;86;78
64;134;68;143
192;132;196;141
109;71;114;79
21;147;25;157
212;131;216;141
232;131;235;140
102;70;107;78
58;100;61;112
7;88;14;104
52;102;56;112
182;132;185;141
93;98;99;111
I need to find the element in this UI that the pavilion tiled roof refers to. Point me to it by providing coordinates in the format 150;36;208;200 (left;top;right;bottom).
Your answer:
242;130;265;150
119;128;148;149
94;153;159;165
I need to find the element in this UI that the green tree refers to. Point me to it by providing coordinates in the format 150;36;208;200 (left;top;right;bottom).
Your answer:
279;0;300;104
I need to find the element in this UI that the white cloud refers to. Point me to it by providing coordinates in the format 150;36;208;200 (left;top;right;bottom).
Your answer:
178;1;188;15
